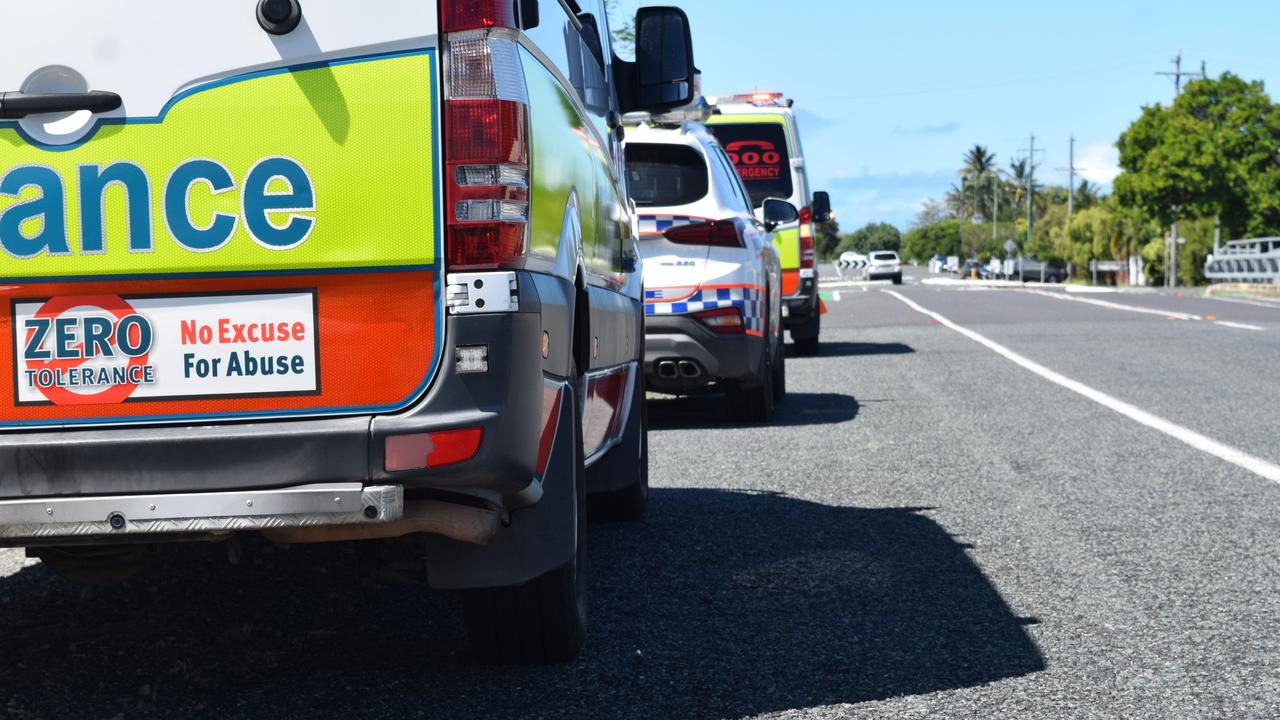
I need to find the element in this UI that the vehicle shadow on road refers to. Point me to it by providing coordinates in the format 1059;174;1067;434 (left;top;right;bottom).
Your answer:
0;491;1043;719
794;341;915;358
647;391;859;429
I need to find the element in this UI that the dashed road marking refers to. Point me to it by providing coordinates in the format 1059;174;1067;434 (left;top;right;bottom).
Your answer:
883;289;1280;485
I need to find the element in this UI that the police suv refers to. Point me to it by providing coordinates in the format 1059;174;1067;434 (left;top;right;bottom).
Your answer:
705;92;831;355
0;0;697;664
624;113;790;421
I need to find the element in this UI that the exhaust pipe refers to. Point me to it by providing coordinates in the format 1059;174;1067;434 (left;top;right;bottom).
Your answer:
657;360;678;379
263;498;501;546
677;360;702;378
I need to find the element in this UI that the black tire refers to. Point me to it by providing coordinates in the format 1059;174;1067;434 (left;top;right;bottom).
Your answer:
791;306;820;356
771;325;786;403
892;273;903;285
587;369;648;523
461;371;587;664
727;341;774;422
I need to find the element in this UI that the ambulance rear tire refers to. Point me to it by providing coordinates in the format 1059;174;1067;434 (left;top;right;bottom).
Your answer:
461;369;587;665
792;309;820;356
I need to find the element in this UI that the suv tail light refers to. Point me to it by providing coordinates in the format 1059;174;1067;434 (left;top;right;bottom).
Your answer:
798;206;816;270
694;306;744;334
443;25;530;270
663;220;744;248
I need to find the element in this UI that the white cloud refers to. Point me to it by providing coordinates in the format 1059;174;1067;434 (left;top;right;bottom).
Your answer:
1077;142;1121;184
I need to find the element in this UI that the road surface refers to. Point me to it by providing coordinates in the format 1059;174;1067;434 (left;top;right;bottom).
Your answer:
1;265;1277;719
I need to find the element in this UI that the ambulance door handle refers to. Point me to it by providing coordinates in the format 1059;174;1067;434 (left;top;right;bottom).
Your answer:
0;90;122;119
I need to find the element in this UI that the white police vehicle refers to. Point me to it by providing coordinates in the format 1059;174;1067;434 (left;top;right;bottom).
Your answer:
624;116;792;420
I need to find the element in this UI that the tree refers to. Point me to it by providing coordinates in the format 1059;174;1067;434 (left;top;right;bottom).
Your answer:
901;219;963;263
837;222;901;255
963;145;997;177
1115;72;1280;238
913;198;949;228
816;217;842;260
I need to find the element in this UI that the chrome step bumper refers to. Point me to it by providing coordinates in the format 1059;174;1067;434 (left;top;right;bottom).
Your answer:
0;483;402;543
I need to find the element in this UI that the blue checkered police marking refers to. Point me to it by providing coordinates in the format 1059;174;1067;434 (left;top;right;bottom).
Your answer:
637;215;713;235
644;285;764;334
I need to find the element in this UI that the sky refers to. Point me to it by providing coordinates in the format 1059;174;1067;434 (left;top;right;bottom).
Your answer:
614;0;1280;231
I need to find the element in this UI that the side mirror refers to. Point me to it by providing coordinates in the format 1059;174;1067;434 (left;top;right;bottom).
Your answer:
811;191;832;223
761;198;798;231
621;6;696;113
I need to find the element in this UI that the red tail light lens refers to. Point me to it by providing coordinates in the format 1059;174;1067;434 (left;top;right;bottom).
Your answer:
441;0;517;33
798;206;815;269
695;306;745;334
663;220;744;248
444;31;530;270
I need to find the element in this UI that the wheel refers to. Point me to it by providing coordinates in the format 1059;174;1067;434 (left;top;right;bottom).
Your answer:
461;368;587;664
771;323;786;403
892;273;903;285
791;306;820;356
727;340;774;422
587;367;648;523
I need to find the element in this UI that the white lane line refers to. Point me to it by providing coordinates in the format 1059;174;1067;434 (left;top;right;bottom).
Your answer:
1214;320;1264;331
1202;294;1280;310
1024;289;1202;320
883;289;1280;485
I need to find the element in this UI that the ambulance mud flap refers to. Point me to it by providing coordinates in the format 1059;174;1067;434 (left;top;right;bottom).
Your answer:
423;374;580;590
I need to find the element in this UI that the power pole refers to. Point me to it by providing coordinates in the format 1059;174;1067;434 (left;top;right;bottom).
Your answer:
1156;52;1205;287
1055;135;1083;225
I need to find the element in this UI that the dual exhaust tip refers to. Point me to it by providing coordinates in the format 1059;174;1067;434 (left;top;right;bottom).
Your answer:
656;359;702;379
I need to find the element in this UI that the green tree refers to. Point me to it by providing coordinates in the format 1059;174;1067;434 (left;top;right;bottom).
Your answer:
837;222;901;255
901;219;963;263
816;217;842;260
1115;72;1280;238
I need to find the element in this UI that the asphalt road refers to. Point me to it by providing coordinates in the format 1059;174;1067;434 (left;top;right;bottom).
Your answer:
2;267;1278;719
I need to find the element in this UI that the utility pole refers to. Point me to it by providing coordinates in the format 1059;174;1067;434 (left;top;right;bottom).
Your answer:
992;172;999;244
1156;52;1205;287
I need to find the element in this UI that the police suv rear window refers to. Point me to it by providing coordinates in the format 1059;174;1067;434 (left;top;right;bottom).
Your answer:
872;252;898;261
625;144;708;207
705;123;793;207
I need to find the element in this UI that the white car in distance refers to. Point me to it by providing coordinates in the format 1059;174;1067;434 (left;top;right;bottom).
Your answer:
865;250;903;284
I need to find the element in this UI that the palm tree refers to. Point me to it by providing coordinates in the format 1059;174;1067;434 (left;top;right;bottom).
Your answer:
962;145;997;177
1075;179;1100;209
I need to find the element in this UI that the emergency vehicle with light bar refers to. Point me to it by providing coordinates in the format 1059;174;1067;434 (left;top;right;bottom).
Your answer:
624;116;788;421
0;0;697;664
705;92;832;355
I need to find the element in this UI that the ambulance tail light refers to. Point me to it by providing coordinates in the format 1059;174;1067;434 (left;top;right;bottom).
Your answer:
798;206;816;270
443;27;530;270
694;306;745;334
441;0;517;33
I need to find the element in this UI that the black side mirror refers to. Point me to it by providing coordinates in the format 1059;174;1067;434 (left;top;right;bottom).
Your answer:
761;198;799;231
811;190;832;223
617;6;695;113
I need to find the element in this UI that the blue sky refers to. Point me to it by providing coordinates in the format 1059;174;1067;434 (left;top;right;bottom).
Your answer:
615;0;1280;230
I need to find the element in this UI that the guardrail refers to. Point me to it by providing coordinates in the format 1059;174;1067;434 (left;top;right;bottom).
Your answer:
1205;237;1280;283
